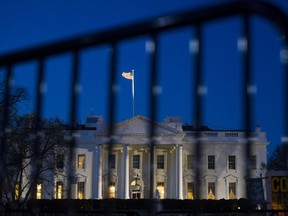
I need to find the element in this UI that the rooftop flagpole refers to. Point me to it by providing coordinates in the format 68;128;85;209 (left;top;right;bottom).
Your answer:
122;70;135;116
132;69;135;117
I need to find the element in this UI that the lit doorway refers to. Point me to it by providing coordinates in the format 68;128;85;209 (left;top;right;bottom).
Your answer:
156;182;165;199
130;175;142;199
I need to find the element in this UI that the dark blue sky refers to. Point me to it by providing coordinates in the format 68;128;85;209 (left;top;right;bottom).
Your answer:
0;0;288;157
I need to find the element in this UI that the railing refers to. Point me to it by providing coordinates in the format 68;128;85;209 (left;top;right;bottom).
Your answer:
0;0;288;215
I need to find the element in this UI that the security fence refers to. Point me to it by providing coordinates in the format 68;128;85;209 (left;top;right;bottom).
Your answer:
0;0;288;215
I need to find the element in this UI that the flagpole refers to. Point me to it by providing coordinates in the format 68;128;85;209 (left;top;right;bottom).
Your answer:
132;69;135;116
121;70;135;117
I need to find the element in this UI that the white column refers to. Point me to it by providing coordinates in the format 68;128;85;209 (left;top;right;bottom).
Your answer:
98;145;103;199
176;144;183;199
94;145;102;199
123;144;130;199
150;145;156;199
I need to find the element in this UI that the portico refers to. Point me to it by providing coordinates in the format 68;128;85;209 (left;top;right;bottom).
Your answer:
91;115;185;199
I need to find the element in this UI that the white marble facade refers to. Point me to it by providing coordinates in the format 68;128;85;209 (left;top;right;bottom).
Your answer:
54;115;269;200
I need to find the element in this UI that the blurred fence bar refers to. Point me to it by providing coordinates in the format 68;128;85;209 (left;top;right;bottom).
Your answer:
148;34;158;200
0;65;12;202
0;0;288;215
242;14;253;184
193;25;203;200
31;58;45;199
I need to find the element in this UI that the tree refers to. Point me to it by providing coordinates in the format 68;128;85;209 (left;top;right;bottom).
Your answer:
267;143;288;171
2;114;67;208
0;82;29;207
0;81;29;117
1;82;68;208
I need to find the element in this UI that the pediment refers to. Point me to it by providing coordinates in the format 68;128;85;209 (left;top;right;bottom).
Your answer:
224;174;238;180
96;115;183;137
203;174;218;181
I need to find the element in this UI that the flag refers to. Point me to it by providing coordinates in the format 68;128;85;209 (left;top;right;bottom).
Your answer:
122;72;133;80
122;70;135;116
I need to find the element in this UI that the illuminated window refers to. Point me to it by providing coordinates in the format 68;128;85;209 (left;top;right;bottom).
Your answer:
229;182;236;199
133;155;140;169
14;181;20;200
77;182;85;199
56;153;64;169
108;182;116;198
56;181;63;199
108;154;116;169
187;155;194;169
157;155;164;169
228;155;236;169
207;155;215;169
187;182;194;199
156;182;165;199
36;183;42;199
77;154;85;169
249;155;257;169
207;182;215;199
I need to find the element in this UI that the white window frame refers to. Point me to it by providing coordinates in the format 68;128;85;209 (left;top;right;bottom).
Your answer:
228;182;237;199
228;155;236;170
207;155;215;170
157;154;165;170
186;182;194;199
56;181;64;199
108;182;116;198
187;154;195;169
77;154;86;169
108;153;117;170
249;155;257;169
156;182;165;199
132;154;141;169
56;153;65;169
207;182;216;199
77;181;85;199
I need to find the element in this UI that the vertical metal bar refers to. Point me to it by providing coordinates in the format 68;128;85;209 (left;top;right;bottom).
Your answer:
105;42;117;214
67;50;80;201
35;58;44;126
0;65;12;201
148;33;158;202
107;43;117;169
242;14;253;201
193;25;203;200
35;59;45;127
31;58;45;199
281;36;288;173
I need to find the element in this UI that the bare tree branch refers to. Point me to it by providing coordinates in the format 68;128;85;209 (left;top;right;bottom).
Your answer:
2;114;67;207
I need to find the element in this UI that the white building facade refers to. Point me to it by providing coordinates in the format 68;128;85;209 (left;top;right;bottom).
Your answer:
53;115;269;200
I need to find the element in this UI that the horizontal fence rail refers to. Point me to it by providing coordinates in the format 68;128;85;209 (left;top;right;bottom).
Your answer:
0;1;287;65
0;0;288;215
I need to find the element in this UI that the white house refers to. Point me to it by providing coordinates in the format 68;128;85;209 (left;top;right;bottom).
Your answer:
52;115;268;200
